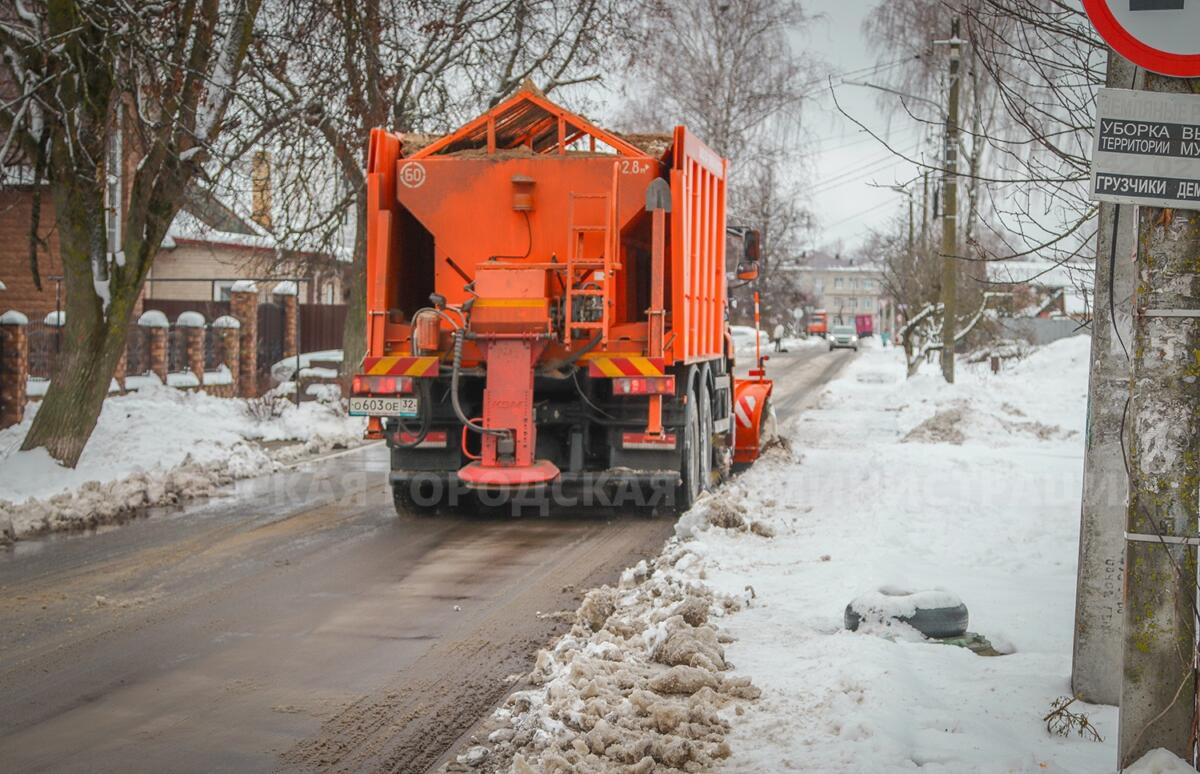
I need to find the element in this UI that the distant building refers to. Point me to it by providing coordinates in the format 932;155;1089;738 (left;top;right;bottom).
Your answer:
2;141;348;320
985;260;1090;346
784;251;894;335
145;184;346;306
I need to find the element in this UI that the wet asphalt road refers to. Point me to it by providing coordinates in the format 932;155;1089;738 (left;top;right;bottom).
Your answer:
0;344;854;774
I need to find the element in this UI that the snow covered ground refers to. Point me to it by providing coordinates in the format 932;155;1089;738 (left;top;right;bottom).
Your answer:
0;386;365;542
703;336;1117;773
460;335;1148;773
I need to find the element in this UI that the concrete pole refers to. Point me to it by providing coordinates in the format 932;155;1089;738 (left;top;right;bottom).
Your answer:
939;18;961;384
1072;51;1138;708
1118;70;1200;769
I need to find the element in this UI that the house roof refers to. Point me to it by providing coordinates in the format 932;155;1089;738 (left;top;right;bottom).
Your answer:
988;260;1092;317
784;250;882;273
167;182;351;262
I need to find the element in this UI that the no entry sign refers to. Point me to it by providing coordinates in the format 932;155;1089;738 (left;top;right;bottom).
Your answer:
1083;0;1200;77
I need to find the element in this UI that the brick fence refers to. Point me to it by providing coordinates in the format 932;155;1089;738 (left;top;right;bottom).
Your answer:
0;286;300;420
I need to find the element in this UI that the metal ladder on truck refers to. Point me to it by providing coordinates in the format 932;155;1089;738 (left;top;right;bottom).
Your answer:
564;186;619;345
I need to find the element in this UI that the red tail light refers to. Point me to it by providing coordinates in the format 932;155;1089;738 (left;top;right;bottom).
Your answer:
613;375;675;396
352;374;414;395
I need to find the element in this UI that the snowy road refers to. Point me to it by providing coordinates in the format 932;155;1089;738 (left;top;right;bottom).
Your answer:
0;343;853;773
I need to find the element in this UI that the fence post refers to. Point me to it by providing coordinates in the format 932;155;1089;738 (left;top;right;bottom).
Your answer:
0;310;29;429
212;315;242;398
274;281;299;360
138;310;170;385
176;311;206;382
230;281;259;397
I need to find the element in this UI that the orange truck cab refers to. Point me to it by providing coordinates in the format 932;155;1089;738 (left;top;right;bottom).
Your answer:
807;310;828;338
351;87;773;513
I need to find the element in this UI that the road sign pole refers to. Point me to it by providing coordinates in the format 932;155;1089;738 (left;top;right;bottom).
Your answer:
1117;68;1200;769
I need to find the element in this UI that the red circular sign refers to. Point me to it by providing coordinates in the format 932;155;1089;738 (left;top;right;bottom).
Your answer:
1084;0;1200;77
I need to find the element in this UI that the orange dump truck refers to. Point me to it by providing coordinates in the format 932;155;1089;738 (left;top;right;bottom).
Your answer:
352;88;773;513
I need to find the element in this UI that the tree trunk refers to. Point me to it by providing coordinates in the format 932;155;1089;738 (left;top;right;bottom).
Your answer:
20;185;136;467
1118;199;1200;766
340;193;369;377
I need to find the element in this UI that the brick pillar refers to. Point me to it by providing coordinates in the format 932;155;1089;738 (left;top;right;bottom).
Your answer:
230;283;259;397
0;311;29;429
273;281;299;361
148;329;167;384
282;294;298;359
138;310;170;384
176;311;206;382
212;315;241;397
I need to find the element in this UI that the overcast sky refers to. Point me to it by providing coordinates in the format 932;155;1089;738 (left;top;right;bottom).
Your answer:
799;0;935;256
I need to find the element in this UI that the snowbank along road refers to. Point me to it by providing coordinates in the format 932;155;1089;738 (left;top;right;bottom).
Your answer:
0;343;855;772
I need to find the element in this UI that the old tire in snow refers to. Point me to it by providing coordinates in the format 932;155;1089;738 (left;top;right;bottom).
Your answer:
844;588;968;639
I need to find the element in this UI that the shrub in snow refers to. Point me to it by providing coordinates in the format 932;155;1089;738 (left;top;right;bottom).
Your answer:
244;392;294;422
175;310;206;328
1043;696;1103;743
137;309;169;328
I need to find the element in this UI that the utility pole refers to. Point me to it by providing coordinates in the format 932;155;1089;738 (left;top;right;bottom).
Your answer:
1072;50;1138;710
938;18;961;383
1118;71;1200;768
921;170;930;254
907;191;915;265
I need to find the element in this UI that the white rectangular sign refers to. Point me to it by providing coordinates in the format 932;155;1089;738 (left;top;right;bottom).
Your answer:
1090;87;1200;209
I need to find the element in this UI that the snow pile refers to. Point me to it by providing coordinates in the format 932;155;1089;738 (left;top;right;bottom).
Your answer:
1126;749;1197;773
0;385;365;542
271;349;343;384
677;335;1116;772
459;539;762;772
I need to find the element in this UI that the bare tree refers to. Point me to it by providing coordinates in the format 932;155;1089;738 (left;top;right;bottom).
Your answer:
1;0;262;466
858;0;1105;280
237;0;626;376
617;0;818;328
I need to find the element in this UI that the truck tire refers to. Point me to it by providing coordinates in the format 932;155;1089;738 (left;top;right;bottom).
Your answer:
697;373;714;491
392;481;440;518
715;360;733;480
676;381;702;511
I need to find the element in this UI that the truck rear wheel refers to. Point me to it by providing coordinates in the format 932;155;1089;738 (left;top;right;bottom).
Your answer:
697;375;714;491
392;481;440;518
676;382;702;510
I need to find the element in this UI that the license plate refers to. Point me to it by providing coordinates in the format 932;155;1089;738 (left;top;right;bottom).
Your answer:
349;396;419;417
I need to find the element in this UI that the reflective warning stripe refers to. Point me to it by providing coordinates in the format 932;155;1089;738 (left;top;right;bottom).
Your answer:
735;394;757;428
362;356;440;377
584;355;666;378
